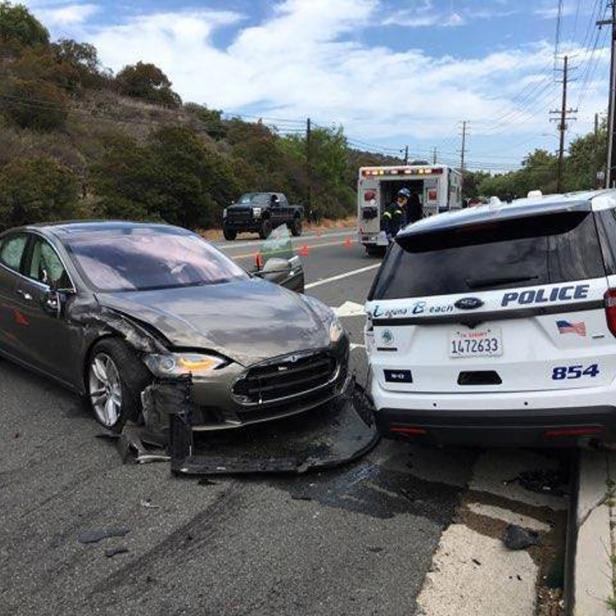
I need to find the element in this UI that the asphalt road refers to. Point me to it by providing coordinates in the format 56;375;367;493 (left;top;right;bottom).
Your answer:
0;228;569;616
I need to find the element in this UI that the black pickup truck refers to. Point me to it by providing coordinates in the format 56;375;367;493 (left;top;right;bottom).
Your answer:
222;192;304;241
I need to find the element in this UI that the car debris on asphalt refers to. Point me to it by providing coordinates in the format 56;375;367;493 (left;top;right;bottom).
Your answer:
502;524;541;550
104;547;130;558
77;528;130;544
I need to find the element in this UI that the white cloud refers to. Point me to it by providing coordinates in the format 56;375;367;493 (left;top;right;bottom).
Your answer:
534;0;579;19
383;0;466;28
21;0;599;160
23;2;100;26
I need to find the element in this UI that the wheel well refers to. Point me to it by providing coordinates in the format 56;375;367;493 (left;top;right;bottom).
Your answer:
81;334;117;393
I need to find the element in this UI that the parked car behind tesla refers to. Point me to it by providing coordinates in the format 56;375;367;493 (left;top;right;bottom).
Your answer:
0;221;349;432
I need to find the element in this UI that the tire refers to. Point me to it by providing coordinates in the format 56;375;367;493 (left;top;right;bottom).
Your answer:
365;245;383;257
86;338;152;432
289;216;303;237
223;227;237;241
259;218;272;239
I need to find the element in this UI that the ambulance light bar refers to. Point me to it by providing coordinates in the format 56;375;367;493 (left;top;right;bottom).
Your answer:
362;167;443;177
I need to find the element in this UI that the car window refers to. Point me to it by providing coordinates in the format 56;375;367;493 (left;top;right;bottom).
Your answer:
370;211;606;300
0;234;28;272
28;238;73;289
597;209;616;274
64;227;249;292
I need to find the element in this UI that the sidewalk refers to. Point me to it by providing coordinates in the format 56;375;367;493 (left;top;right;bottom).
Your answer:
574;449;616;615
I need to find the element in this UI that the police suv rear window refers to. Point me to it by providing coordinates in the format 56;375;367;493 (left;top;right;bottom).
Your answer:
370;210;605;301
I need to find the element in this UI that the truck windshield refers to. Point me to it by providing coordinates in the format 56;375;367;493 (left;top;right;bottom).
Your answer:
238;193;270;204
369;211;605;300
64;227;249;292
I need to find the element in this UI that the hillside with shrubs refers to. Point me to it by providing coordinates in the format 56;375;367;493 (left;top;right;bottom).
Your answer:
0;1;395;231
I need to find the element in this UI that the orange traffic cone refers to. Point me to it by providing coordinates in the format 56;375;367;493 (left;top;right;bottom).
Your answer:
299;244;310;257
255;252;264;269
344;237;353;249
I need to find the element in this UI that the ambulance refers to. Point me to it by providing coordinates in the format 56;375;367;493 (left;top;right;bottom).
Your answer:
357;163;463;255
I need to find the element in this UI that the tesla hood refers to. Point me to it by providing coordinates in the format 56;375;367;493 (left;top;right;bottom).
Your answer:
96;278;331;366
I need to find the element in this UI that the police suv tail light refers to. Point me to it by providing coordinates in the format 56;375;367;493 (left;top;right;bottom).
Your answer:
604;289;616;336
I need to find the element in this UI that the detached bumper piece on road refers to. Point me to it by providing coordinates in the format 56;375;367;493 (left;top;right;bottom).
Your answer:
377;406;616;447
168;382;379;475
130;375;379;475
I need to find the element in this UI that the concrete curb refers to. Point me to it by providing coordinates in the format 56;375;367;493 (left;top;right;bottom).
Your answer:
573;449;615;616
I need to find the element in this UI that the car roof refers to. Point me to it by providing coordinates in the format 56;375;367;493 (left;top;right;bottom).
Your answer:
397;189;616;241
19;220;189;237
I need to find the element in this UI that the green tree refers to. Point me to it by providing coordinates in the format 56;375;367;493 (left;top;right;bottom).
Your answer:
0;78;68;130
565;124;607;191
184;103;227;140
478;149;558;201
91;126;239;228
51;38;110;91
0;157;79;229
462;170;490;200
282;126;355;218
115;62;182;108
0;1;49;51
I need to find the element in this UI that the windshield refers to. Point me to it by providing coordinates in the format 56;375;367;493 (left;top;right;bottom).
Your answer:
370;211;605;300
64;226;249;292
238;193;270;204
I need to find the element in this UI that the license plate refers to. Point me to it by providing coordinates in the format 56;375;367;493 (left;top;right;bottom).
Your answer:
448;328;503;358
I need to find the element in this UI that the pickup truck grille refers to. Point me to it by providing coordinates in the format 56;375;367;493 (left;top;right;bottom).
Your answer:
227;209;252;221
233;352;338;405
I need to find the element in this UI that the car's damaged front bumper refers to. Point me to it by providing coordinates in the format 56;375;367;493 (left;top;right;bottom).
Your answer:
142;339;350;431
140;338;351;453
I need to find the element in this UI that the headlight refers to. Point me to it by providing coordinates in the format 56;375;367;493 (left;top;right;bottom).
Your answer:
144;353;226;377
329;318;344;343
252;207;262;218
223;208;227;219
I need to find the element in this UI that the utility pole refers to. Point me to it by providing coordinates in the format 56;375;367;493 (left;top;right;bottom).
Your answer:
458;121;469;183
401;145;409;165
549;55;577;193
595;112;601;188
306;117;312;213
432;147;438;164
599;4;616;187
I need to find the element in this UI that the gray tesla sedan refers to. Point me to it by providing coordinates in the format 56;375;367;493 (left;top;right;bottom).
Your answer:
0;221;350;432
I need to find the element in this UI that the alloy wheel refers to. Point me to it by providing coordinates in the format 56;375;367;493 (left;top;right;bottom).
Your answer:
88;353;123;427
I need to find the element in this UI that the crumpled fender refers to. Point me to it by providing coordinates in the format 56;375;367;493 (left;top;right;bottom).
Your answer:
69;297;169;355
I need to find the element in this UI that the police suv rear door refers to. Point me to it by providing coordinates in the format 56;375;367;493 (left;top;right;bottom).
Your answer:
365;200;613;394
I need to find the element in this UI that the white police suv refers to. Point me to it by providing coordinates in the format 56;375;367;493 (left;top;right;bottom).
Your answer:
365;190;616;446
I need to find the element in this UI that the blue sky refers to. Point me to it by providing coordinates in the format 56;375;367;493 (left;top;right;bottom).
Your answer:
22;0;611;172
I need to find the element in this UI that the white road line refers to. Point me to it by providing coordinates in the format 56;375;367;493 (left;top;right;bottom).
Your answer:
305;264;380;290
213;230;355;250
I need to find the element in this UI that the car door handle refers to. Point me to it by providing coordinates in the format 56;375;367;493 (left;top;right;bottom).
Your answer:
16;289;33;301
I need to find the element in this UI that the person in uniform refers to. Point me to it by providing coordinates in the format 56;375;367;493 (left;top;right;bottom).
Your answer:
382;187;411;239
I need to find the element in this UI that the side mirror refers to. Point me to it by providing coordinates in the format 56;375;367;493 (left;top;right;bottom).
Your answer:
262;257;291;277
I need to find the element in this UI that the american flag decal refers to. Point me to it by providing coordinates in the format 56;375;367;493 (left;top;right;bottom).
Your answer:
556;320;586;336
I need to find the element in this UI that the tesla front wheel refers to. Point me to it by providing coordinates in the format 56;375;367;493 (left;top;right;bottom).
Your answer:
87;339;151;432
